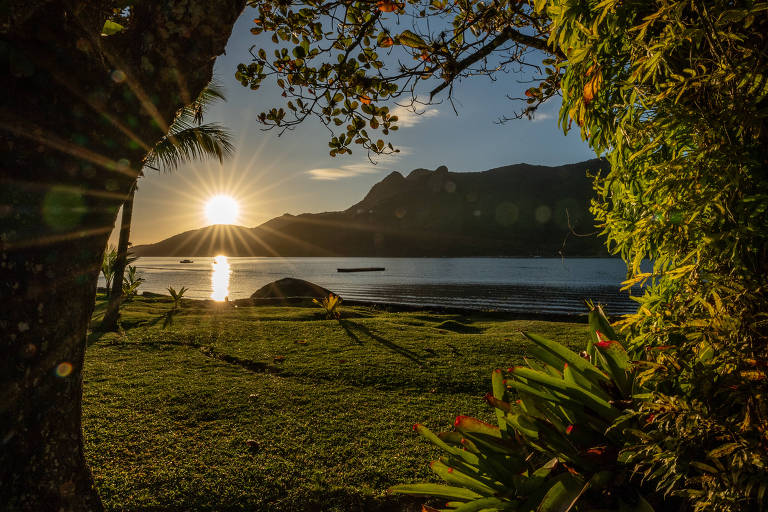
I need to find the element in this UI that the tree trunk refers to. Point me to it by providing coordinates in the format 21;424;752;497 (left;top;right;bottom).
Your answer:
0;226;109;512
100;185;137;331
1;2;245;509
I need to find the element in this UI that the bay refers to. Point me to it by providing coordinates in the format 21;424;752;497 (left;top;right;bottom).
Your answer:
105;257;641;315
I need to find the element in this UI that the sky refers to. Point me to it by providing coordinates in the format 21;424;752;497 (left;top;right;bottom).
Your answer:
117;8;595;246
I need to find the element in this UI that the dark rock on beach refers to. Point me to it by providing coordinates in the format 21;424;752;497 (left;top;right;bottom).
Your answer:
250;277;333;300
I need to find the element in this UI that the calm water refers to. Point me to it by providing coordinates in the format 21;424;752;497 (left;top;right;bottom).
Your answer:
106;257;641;315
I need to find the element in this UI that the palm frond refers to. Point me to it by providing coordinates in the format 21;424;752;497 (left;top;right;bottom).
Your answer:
189;81;226;125
145;124;234;173
143;80;232;172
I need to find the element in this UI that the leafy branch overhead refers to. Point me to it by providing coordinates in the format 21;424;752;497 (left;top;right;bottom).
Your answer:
238;0;564;156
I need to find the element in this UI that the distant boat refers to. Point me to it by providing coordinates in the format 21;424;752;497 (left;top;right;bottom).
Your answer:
337;267;385;273
179;259;194;263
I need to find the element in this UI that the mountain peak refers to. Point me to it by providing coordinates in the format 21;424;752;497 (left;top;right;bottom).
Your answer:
134;159;610;257
383;170;405;182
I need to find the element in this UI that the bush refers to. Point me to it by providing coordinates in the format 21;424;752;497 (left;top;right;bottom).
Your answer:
313;293;342;319
122;265;144;298
391;305;661;511
545;1;768;509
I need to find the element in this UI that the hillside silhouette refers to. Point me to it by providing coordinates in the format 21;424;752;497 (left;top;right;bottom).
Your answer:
132;159;610;257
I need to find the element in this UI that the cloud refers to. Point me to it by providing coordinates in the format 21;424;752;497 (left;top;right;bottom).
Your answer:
306;164;380;181
305;147;412;180
529;110;556;123
389;104;439;128
387;145;413;157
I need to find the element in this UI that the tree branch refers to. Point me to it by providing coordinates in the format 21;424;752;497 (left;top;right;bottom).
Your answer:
431;26;559;99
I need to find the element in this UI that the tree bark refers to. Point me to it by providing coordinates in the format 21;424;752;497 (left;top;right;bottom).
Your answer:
0;2;245;510
100;185;136;331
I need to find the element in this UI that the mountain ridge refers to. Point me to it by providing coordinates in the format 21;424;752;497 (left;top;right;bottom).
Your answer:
133;159;610;257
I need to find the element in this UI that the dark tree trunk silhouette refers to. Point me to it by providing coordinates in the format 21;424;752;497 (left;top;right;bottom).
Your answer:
0;2;244;510
100;185;136;331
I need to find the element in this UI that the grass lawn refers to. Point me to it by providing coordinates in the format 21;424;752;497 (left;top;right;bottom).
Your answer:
83;296;587;511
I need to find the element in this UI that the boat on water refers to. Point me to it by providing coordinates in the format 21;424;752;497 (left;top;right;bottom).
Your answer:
337;267;385;273
179;259;194;263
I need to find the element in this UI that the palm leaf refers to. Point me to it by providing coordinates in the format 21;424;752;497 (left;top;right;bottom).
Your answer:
189;81;226;125
145;123;234;172
143;81;233;173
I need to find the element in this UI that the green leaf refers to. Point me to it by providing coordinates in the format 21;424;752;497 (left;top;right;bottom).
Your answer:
522;332;609;386
537;473;585;512
454;416;501;438
563;364;612;402
492;369;508;433
593;340;631;395
414;423;480;464
587;303;617;359
707;443;739;458
101;20;124;36
453;497;513;511
507;366;618;420
398;30;427;48
388;483;482;501
430;460;497;495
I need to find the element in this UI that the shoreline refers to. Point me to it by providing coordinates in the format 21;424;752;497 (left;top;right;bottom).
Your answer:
128;290;595;324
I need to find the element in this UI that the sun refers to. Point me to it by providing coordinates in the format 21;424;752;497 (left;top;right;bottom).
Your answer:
205;195;240;225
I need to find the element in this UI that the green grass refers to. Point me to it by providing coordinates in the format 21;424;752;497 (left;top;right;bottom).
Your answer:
83;296;587;511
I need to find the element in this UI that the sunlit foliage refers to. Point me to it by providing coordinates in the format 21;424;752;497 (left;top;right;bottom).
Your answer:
549;2;768;509
240;0;768;510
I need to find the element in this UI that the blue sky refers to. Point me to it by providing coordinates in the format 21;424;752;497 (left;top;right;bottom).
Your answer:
121;9;595;245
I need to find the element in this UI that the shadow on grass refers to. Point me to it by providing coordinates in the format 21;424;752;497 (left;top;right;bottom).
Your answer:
86;330;112;348
162;308;180;329
339;319;425;367
434;320;484;334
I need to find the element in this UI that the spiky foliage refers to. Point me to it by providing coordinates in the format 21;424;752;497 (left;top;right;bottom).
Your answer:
544;1;768;509
101;245;118;295
101;245;137;297
313;293;343;319
143;83;234;172
122;265;144;298
167;285;188;309
391;305;660;511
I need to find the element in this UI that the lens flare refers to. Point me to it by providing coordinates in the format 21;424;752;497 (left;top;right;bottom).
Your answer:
55;362;73;377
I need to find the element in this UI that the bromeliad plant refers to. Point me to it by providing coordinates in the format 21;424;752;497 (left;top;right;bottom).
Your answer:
391;304;657;511
313;293;342;320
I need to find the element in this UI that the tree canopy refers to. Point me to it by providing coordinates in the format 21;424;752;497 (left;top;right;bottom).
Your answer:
236;0;562;155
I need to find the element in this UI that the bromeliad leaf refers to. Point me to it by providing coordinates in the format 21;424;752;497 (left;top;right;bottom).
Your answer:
389;483;483;501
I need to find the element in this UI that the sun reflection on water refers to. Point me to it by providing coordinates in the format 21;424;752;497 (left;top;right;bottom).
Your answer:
211;255;230;301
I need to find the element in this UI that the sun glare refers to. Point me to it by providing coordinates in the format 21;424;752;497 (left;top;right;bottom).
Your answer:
205;195;240;225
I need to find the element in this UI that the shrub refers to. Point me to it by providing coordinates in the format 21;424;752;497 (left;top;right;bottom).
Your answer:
545;1;768;509
101;245;118;294
122;265;144;298
167;285;188;310
391;305;661;511
313;293;342;319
